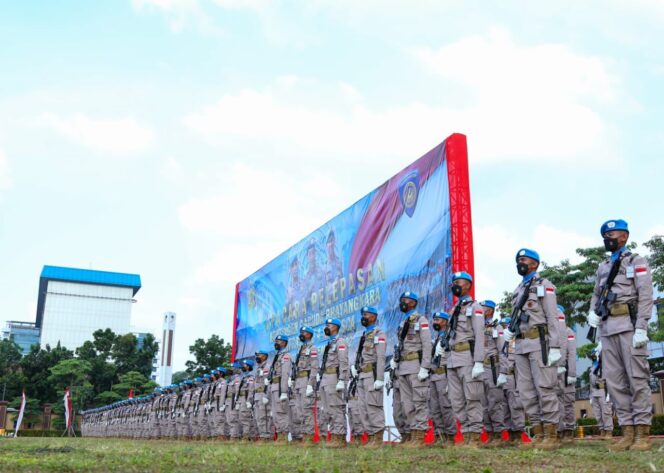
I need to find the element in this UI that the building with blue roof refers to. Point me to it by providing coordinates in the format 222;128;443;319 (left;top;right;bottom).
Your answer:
36;265;142;350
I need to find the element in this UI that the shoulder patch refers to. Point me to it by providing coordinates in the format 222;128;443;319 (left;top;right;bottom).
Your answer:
635;264;648;276
338;344;346;351
545;287;555;295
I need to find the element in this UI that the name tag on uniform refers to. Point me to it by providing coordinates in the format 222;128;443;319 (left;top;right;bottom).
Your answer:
465;307;473;316
414;322;420;332
536;286;545;297
626;266;635;279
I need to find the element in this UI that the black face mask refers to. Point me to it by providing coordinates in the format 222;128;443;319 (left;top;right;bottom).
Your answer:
360;316;370;327
255;357;261;363
324;327;331;336
451;284;463;297
399;301;409;312
299;334;306;342
433;323;442;332
516;262;530;276
603;237;619;252
274;342;281;351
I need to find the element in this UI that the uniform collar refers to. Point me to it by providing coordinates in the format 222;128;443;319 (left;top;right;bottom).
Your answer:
611;246;626;262
364;324;376;333
458;294;472;304
327;335;338;343
404;309;417;318
522;271;537;283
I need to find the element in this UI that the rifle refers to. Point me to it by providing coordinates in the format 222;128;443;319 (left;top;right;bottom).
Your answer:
290;345;304;399
387;316;412;395
172;391;182;419
431;334;442;370
564;360;570;387
489;355;497;385
232;376;244;410
502;278;536;355
348;333;366;398
315;342;331;392
443;304;462;352
587;255;623;342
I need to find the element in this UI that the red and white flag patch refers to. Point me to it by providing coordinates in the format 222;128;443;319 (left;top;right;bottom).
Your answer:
310;349;318;358
338;345;346;351
635;265;648;276
546;287;555;295
474;310;484;316
420;323;429;329
568;334;575;340
376;337;386;344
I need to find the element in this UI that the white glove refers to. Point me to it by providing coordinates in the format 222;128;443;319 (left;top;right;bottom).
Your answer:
503;329;515;342
471;362;484;379
373;380;384;391
434;341;445;358
547;348;562;366
567;376;576;385
605;393;610;403
351;366;358;378
633;329;648;349
305;385;314;397
261;396;269;405
288;378;294;388
417;367;429;381
279;393;287;402
220;404;226;412
384;372;392;391
246;401;252;409
587;311;600;328
496;373;507;387
257;369;264;377
335;380;344;392
557;366;567;375
596;341;602;355
235;403;240;411
390;358;398;370
316;373;321;384
264;378;269;387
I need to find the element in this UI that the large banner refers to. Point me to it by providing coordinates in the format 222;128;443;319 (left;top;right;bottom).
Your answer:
232;133;473;362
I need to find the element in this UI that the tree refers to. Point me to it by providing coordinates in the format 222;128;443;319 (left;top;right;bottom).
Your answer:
185;335;232;376
9;396;42;429
134;333;159;379
47;358;94;411
111;371;157;398
171;371;188;384
20;342;73;405
644;235;664;343
0;339;24;402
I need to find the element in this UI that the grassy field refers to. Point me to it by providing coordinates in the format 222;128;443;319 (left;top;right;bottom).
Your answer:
0;437;663;473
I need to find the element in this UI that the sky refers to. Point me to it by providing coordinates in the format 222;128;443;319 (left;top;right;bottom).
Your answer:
1;0;663;372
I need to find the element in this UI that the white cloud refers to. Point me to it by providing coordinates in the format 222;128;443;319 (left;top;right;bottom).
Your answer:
42;113;154;155
130;0;222;34
184;29;622;166
0;149;11;190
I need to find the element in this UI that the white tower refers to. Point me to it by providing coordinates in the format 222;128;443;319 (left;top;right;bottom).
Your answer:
158;312;176;386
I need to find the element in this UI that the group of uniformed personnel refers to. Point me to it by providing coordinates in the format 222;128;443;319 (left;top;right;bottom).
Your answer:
81;219;654;452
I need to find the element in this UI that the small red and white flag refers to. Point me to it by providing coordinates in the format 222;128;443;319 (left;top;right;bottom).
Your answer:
376;337;386;344
546;287;555;295
63;388;72;429
635;265;648;277
14;390;27;438
128;388;134;399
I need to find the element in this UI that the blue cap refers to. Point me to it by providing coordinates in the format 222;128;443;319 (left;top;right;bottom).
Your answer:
452;271;473;283
211;369;219;375
480;300;496;309
299;326;314;335
184;380;193;386
218;367;228;375
243;359;255;367
255;350;269;357
601;219;629;235
203;374;212;379
232;361;242;369
500;316;511;325
515;248;540;263
557;304;565;314
400;291;418;301
361;306;378;315
432;311;450;321
275;334;289;342
325;318;341;328
194;377;202;383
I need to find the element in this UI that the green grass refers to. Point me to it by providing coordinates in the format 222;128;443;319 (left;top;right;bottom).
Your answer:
0;438;662;473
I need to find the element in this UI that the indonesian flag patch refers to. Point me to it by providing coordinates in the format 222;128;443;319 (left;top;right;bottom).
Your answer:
546;287;555;295
338;344;346;351
568;334;575;340
635;265;648;277
420;323;429;329
474;309;484;316
376;337;386;344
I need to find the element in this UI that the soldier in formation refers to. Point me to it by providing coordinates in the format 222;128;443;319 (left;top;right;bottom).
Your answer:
82;223;654;452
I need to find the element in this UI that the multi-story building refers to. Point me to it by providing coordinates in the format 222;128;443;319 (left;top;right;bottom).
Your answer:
134;331;160;381
36;265;141;351
1;321;41;355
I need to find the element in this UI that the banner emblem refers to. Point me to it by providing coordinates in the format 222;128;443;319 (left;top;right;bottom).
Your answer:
399;170;420;218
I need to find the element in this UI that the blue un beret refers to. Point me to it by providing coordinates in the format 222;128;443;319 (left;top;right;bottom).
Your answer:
600;219;629;236
515;248;540;263
400;291;419;301
452;271;473;283
325;318;342;328
255;350;269;357
275;334;289;342
361;306;378;315
480;300;496;309
500;316;511;325
243;359;255;367
432;311;450;321
300;326;314;335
